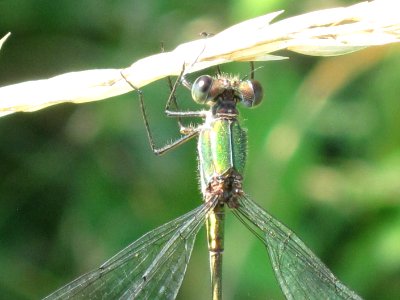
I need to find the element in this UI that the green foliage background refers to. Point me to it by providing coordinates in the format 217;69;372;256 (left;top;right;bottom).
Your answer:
0;0;399;299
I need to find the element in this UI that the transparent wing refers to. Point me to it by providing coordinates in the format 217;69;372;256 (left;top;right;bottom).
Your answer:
44;201;216;300
234;195;362;300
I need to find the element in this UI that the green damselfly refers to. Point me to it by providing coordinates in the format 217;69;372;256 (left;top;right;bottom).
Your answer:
44;66;362;300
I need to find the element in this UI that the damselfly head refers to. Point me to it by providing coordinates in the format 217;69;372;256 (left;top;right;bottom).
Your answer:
191;74;263;108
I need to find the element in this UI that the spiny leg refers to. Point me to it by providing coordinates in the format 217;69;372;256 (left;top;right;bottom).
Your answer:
240;62;263;82
159;42;201;133
161;41;186;132
250;61;255;79
166;75;185;131
120;69;205;155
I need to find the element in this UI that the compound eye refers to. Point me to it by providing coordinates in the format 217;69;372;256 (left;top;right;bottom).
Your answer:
192;75;213;104
239;80;263;107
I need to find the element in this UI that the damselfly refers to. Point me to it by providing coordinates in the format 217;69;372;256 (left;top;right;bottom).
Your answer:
44;66;362;300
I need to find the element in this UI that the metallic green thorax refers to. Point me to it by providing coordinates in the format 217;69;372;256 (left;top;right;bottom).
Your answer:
198;117;247;195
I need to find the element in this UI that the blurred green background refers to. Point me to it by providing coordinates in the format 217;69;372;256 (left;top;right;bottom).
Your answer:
0;0;399;299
